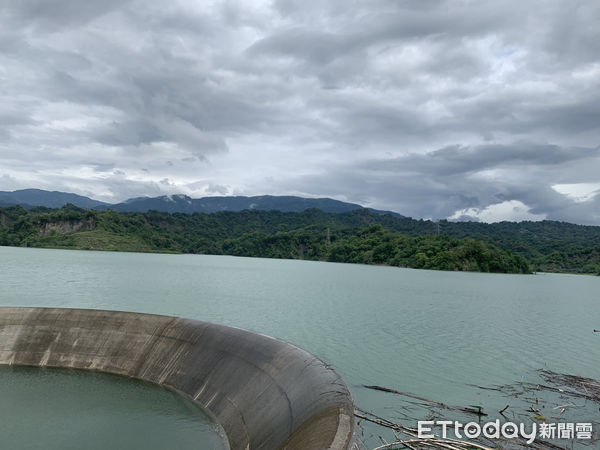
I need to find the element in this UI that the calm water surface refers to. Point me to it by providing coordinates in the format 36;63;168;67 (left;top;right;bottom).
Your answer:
0;366;225;449
1;246;599;447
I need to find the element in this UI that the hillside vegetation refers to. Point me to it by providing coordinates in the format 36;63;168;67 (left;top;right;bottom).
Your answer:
1;204;599;274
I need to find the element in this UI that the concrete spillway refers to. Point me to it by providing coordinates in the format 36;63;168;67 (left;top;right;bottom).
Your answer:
0;307;356;450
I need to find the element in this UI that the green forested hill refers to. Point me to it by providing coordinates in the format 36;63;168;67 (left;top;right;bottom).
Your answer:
1;204;599;274
362;216;600;273
222;225;529;273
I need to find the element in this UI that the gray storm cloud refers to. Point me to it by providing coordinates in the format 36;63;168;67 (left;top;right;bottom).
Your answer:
0;0;599;223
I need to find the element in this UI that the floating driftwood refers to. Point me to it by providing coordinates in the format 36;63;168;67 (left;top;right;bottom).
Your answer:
362;384;488;416
355;406;569;449
357;369;600;449
527;370;600;403
354;407;493;450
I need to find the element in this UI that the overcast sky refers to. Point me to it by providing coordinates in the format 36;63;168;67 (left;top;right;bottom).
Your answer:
1;0;599;224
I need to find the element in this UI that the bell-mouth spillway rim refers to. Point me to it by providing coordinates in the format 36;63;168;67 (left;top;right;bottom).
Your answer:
0;306;358;450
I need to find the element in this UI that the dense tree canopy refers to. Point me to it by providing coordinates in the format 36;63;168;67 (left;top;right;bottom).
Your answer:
1;205;599;274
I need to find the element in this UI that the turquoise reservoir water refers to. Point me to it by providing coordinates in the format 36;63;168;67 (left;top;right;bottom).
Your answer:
0;366;225;449
1;246;599;447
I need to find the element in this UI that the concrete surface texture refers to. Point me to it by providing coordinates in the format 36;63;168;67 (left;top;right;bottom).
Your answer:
0;307;356;450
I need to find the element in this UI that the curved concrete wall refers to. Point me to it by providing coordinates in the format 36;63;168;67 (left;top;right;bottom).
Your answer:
0;307;355;450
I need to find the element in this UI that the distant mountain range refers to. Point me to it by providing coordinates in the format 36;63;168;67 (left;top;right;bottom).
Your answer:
0;189;404;217
0;189;110;209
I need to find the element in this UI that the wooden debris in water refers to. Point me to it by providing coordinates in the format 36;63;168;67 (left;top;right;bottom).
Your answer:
537;370;600;402
362;384;488;416
357;369;600;449
354;408;493;450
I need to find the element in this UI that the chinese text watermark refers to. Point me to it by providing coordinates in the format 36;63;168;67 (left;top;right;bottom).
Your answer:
418;420;593;444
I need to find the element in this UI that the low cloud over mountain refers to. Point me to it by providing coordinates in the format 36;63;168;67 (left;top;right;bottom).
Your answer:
1;0;599;223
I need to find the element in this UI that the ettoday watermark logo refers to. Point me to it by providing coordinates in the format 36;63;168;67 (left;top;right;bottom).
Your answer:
418;420;594;444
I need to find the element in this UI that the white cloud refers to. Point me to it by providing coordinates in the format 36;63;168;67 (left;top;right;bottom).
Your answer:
449;200;547;223
552;183;600;203
1;0;599;223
